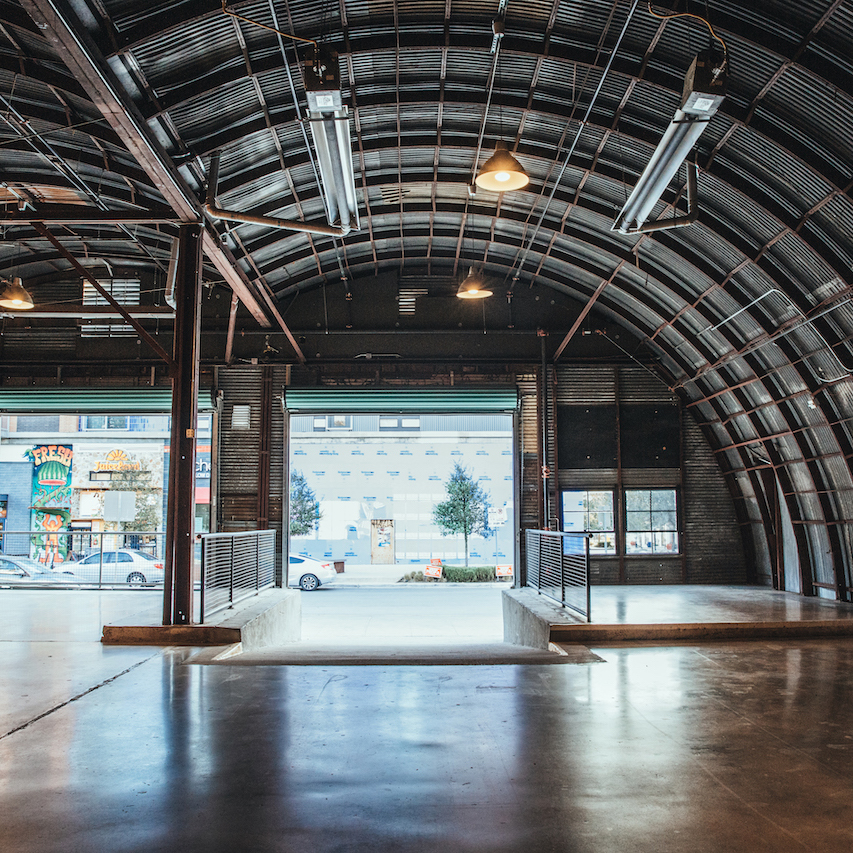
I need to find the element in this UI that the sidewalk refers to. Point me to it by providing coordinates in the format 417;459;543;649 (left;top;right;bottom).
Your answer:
328;563;406;586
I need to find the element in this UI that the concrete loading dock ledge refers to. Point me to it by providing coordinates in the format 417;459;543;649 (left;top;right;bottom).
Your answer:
101;589;301;650
503;586;853;648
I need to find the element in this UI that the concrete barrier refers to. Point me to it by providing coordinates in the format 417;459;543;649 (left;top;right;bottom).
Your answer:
102;588;301;649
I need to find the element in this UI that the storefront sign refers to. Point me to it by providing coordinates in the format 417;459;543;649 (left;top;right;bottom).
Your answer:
95;449;141;472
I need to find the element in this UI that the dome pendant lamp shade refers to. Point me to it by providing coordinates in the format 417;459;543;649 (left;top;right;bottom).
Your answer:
0;277;34;309
456;267;493;299
475;141;529;192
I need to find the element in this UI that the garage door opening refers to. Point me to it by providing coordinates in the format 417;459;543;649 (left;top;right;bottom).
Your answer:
283;389;518;646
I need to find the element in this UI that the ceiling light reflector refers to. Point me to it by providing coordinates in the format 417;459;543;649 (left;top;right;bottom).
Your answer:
475;142;529;192
0;277;34;310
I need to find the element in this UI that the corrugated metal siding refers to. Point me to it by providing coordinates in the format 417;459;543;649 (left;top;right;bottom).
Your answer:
555;365;616;404
517;374;541;531
218;367;263;532
682;411;748;584
618;366;677;403
269;367;286;582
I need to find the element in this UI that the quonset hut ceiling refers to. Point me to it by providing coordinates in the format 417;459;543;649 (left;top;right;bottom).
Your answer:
1;2;853;590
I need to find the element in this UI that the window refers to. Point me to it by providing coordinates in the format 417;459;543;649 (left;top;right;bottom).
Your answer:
625;489;679;554
561;490;615;554
313;415;352;431
379;416;420;430
81;277;140;337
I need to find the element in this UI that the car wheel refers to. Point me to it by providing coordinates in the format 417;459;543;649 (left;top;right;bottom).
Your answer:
127;572;146;585
299;573;320;591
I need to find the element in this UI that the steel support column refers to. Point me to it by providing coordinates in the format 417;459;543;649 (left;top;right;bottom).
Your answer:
163;224;202;625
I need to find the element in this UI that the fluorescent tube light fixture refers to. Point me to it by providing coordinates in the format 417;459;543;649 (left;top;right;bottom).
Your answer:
614;48;726;235
0;277;34;309
303;45;359;235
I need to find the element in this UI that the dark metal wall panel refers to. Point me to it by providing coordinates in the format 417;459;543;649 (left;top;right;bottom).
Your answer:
555;364;747;585
682;411;748;584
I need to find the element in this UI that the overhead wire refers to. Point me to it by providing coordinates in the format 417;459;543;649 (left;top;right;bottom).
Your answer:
647;2;728;68
506;0;642;287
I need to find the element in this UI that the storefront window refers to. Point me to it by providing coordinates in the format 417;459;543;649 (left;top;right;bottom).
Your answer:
561;490;616;554
625;489;679;554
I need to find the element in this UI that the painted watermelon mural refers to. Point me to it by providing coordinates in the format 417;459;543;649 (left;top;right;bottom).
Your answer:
25;445;73;564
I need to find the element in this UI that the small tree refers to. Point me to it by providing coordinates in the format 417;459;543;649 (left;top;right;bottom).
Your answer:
290;469;320;536
433;462;491;566
112;466;161;533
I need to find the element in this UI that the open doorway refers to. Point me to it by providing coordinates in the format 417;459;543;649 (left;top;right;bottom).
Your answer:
285;404;516;646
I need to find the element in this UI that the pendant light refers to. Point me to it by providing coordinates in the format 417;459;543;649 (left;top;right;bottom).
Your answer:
475;141;529;192
456;267;493;299
0;277;34;309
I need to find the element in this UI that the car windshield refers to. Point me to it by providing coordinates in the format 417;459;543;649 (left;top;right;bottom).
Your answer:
14;558;46;572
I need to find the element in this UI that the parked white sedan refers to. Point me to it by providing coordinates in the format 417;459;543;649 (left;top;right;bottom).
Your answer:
66;550;165;585
287;555;337;591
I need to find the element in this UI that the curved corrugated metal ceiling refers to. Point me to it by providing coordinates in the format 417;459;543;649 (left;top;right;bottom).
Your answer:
0;0;852;596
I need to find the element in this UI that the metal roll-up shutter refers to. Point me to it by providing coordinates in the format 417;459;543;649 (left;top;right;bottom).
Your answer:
0;386;217;413
217;367;263;531
283;388;518;413
0;387;173;413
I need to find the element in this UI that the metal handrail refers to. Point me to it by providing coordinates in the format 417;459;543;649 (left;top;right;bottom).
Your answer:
199;529;276;622
525;529;591;622
0;528;166;587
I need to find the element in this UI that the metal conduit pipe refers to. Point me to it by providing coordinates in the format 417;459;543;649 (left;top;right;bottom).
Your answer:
204;151;350;237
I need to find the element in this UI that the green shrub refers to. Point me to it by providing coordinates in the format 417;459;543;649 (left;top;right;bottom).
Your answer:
398;571;444;583
441;565;496;583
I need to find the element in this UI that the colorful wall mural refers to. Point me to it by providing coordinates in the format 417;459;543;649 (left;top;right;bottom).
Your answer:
25;444;73;564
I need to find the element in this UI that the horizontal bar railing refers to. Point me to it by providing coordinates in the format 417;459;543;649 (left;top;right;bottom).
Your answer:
525;529;591;622
0;529;166;587
200;529;276;622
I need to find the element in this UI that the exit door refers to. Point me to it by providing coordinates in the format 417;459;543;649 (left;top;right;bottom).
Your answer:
370;519;395;564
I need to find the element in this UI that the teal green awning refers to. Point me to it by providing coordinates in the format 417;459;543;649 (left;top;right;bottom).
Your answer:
283;388;518;413
0;387;214;413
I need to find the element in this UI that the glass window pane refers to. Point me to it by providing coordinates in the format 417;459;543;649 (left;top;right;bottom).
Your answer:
625;490;649;512
561;490;615;554
652;490;676;511
626;510;650;531
654;511;677;530
107;416;128;429
587;511;613;531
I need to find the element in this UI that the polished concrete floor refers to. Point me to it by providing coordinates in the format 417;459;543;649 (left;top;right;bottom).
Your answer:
4;588;853;851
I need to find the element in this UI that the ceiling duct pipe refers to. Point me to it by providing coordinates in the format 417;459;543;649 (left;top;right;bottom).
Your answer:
204;150;350;237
